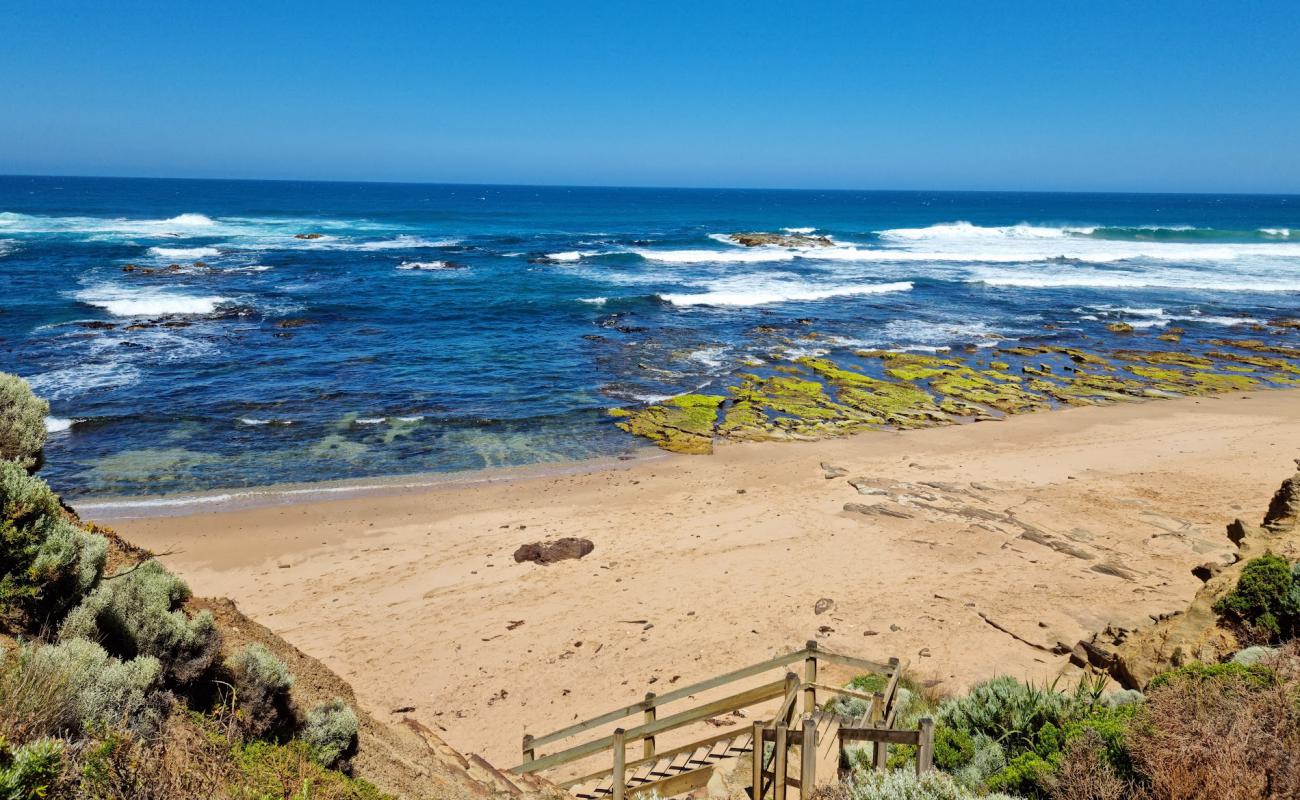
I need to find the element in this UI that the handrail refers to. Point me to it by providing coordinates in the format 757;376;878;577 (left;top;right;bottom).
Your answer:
515;678;788;775
514;641;904;781
526;645;816;751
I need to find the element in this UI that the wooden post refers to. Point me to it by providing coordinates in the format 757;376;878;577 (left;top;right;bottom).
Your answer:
916;718;935;775
803;641;818;716
752;721;765;800
612;728;626;800
783;672;800;726
870;692;884;725
773;723;788;800
521;733;535;766
643;692;657;759
872;721;888;771
800;717;816;798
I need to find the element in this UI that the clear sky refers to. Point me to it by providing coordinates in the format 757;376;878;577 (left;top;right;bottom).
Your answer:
3;1;1298;193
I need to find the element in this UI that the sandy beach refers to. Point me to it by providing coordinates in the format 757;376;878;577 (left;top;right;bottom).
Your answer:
102;390;1300;768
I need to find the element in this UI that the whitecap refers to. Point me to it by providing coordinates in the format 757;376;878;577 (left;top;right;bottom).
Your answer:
578;297;608;305
355;417;387;425
635;248;798;264
351;236;460;250
397;260;454;271
662;280;913;307
783;227;817;234
239;417;294;426
147;246;221;259
26;363;142;400
544;251;588;262
73;285;228;317
44;417;77;434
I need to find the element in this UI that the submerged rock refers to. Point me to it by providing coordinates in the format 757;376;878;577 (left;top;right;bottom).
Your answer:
513;538;594;565
294;233;324;240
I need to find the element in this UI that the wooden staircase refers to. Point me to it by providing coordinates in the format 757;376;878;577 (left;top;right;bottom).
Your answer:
510;641;930;800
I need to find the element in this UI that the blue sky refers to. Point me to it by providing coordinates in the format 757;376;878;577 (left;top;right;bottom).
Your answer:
3;1;1298;192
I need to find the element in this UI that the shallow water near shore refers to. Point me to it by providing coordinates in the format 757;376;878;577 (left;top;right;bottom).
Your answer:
2;175;1297;497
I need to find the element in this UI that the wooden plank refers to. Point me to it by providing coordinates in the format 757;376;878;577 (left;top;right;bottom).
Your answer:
627;766;714;800
801;718;817;798
518;678;786;775
916;718;935;775
773;723;788;800
803;641;818;716
814;713;841;789
643;692;656;760
611;729;626;800
561;728;745;787
816;651;896;676
752;721;765;800
840;727;923;746
524;647;813;751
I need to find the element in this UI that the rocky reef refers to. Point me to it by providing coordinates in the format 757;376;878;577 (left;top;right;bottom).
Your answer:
727;231;835;248
610;332;1300;455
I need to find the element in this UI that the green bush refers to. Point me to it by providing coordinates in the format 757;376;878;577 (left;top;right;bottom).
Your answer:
38;639;165;736
1148;661;1275;690
932;726;975;772
226;644;294;737
300;699;359;769
59;560;219;686
0;374;48;472
1212;552;1300;640
937;676;1074;753
984;750;1055;796
0;463;106;618
236;739;387;799
838;768;1021;799
0;737;63;800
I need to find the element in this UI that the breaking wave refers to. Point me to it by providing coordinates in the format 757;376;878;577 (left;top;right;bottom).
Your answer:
661;280;913;307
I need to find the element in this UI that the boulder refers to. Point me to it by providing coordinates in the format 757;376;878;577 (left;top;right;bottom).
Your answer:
1262;460;1300;533
513;538;595;565
294;233;324;240
728;232;835;248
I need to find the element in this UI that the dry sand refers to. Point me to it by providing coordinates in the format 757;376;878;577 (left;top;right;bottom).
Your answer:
101;390;1299;768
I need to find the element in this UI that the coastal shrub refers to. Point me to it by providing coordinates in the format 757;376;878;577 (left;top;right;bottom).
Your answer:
1212;552;1300;641
236;739;387;800
0;644;78;743
225;643;294;737
41;639;165;736
1147;660;1274;690
0;462;107;619
1129;656;1300;799
0;738;63;800
830;768;1022;799
59;560;219;686
300;699;359;769
937;676;1075;753
984;750;1056;796
0;373;48;472
1049;733;1132;800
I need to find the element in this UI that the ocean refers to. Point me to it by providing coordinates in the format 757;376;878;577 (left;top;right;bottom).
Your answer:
1;175;1296;499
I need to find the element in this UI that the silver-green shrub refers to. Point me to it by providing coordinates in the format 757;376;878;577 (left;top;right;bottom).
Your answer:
29;519;107;608
0;373;47;471
937;676;1074;749
34;639;164;735
226;644;294;736
59;560;218;685
300;698;358;768
0;460;60;527
839;768;1021;799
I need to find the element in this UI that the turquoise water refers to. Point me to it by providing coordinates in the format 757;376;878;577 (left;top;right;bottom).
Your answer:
0;176;1296;497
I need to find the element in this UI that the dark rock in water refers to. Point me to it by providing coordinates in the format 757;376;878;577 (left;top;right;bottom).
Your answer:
294;233;324;240
1263;461;1300;532
513;538;594;565
208;304;257;319
1268;318;1300;329
122;264;137;272
729;232;834;248
193;260;209;268
79;321;117;330
276;318;315;329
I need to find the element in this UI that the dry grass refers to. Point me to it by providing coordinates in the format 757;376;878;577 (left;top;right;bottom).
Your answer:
1051;732;1140;800
0;644;77;743
1129;649;1300;800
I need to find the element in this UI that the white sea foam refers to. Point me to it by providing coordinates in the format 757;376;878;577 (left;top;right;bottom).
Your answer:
147;246;221;260
44;417;77;434
397;260;454;270
662;280;913;307
352;235;459;250
239;418;294;426
394;415;424;422
73;285;228;317
968;267;1297;292
1261;228;1292;237
578;297;608;305
635;248;799;264
783;227;817;234
355;417;387;425
26;363;142;400
544;251;590;262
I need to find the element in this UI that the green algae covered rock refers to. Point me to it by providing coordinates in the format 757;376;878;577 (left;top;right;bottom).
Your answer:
609;394;723;454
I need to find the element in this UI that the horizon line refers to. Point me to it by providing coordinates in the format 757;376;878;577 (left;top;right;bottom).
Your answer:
2;171;1297;199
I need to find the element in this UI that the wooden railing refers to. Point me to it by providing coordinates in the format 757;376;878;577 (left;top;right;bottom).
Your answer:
511;640;903;796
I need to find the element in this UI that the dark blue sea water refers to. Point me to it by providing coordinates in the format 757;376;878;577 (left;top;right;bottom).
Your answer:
1;175;1296;500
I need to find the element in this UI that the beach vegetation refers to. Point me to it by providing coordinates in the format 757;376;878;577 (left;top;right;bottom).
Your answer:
225;643;295;738
0;373;47;472
300;698;359;769
60;559;219;686
1212;552;1300;641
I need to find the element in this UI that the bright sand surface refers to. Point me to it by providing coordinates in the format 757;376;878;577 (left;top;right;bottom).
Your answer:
102;390;1299;768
